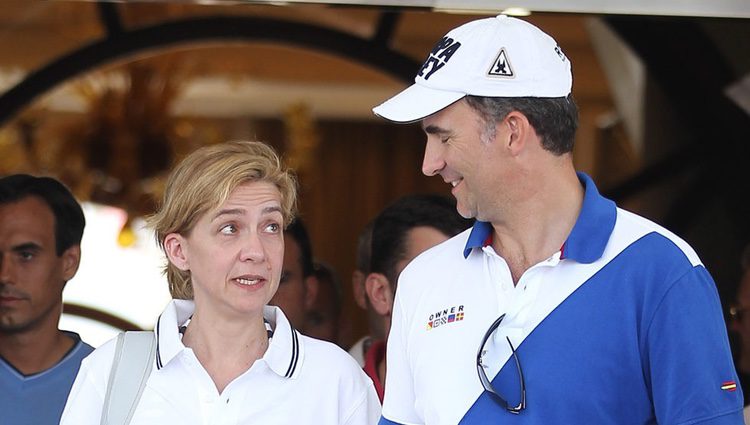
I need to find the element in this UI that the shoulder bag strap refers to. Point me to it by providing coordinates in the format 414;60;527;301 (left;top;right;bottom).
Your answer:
100;331;156;425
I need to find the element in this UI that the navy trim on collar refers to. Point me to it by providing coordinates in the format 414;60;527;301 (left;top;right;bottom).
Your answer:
156;314;163;370
155;301;303;379
284;328;299;378
462;172;616;264
561;172;616;263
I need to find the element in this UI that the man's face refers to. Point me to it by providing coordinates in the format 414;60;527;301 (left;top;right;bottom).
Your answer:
0;196;79;334
421;100;503;221
305;273;339;344
270;235;312;329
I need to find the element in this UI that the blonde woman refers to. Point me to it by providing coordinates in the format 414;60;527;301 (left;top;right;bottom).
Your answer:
61;141;380;424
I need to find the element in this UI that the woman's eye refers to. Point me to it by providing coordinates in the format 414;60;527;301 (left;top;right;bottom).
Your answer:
265;222;280;233
220;224;237;235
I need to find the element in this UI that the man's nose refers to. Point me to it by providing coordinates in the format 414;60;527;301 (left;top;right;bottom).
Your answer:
422;139;445;177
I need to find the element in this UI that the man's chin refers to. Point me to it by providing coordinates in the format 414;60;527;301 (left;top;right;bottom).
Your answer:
458;210;475;220
0;318;30;334
455;202;477;220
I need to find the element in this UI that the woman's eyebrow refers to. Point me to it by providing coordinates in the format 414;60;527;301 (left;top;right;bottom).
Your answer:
212;208;244;221
261;206;283;215
211;205;282;221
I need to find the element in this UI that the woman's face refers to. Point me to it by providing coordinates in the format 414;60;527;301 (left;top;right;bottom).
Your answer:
166;180;285;320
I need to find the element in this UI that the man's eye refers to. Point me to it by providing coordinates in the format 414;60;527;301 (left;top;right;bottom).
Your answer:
19;251;34;261
220;224;237;235
265;223;280;233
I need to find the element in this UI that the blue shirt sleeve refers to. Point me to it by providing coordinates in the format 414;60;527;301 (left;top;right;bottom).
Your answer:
643;265;744;424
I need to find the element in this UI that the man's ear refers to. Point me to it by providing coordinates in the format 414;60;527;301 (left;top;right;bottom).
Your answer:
364;273;394;316
164;233;190;271
503;110;531;156
61;245;81;281
304;275;320;310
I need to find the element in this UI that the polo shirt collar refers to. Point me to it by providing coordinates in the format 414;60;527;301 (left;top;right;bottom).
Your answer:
262;305;304;379
154;300;304;379
463;221;494;258
462;172;616;264
154;299;193;370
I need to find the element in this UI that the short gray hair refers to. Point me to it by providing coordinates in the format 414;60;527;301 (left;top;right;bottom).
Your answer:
464;94;578;155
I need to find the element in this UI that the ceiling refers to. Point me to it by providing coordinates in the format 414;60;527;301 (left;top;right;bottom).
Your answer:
273;0;750;18
0;1;612;120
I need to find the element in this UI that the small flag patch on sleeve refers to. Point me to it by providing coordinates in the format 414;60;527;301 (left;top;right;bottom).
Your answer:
721;381;737;391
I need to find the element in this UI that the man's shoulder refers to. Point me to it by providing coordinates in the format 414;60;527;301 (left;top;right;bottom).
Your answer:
57;337;95;373
67;332;95;358
614;208;703;268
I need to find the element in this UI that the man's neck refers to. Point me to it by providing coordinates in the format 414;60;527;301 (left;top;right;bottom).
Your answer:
490;167;584;284
0;328;75;375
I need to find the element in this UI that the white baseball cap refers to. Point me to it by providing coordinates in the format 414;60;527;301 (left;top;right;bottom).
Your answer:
373;15;572;123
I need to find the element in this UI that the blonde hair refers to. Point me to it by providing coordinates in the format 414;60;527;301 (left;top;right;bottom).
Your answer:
148;141;297;299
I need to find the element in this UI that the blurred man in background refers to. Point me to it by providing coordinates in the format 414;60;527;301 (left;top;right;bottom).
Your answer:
0;174;93;425
348;222;379;366
305;261;344;345
270;218;318;331
364;194;471;401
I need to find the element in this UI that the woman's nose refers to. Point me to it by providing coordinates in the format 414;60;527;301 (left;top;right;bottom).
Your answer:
239;232;266;263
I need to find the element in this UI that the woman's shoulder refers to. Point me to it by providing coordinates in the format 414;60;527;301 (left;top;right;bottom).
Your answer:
296;335;378;406
80;331;144;373
283;335;381;422
297;335;371;384
300;336;362;369
82;334;118;366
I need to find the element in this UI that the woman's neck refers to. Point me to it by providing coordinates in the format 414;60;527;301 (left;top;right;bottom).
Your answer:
182;311;269;393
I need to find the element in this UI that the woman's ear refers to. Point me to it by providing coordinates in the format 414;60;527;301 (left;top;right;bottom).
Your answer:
164;233;190;271
364;273;395;316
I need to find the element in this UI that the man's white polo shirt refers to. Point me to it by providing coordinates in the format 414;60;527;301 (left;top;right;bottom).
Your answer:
61;299;381;424
380;172;742;425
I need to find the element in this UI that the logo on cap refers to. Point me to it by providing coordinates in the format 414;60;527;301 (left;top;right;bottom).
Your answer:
487;48;514;78
554;45;568;62
418;36;462;80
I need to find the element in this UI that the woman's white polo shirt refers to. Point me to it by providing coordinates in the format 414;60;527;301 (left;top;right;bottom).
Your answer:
61;299;380;424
